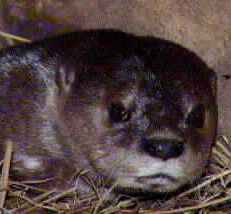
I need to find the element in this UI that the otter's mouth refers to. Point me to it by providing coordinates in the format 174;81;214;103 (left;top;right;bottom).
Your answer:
136;174;177;186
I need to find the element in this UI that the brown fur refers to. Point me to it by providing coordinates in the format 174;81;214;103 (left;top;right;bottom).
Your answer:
0;29;217;194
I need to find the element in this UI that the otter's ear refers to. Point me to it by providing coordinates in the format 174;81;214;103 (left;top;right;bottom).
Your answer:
56;64;75;94
208;69;217;98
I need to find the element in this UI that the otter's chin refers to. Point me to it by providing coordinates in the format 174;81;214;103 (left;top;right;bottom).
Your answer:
114;174;187;193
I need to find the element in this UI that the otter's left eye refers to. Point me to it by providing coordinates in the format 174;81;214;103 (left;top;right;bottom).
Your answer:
109;103;131;123
186;104;205;129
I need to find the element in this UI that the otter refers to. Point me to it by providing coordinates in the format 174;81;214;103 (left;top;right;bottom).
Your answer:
0;29;217;194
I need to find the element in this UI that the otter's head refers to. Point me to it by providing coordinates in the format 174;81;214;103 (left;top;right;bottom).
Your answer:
58;32;217;193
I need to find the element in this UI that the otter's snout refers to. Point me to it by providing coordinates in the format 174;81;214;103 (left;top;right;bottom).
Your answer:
141;138;184;160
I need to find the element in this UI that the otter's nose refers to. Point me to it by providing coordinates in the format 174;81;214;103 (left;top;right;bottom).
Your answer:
141;138;184;160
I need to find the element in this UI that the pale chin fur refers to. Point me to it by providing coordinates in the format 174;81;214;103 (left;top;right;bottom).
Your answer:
113;157;188;193
115;176;183;193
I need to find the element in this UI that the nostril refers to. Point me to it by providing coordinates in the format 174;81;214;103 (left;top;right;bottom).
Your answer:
141;138;184;160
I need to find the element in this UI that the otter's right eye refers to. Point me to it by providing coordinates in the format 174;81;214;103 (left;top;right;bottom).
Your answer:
186;104;205;129
109;103;131;123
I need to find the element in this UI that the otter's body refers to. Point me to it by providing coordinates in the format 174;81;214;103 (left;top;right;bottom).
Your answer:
0;30;217;193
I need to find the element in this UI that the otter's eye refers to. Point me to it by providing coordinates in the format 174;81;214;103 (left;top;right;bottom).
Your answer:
186;104;205;129
109;103;131;123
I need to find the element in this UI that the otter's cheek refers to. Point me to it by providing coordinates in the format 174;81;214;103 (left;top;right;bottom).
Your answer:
196;108;217;153
89;146;132;177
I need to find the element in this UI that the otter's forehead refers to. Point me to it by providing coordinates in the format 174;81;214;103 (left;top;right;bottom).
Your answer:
112;56;210;104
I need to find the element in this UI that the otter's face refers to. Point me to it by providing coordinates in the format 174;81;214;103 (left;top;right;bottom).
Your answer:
61;51;217;193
